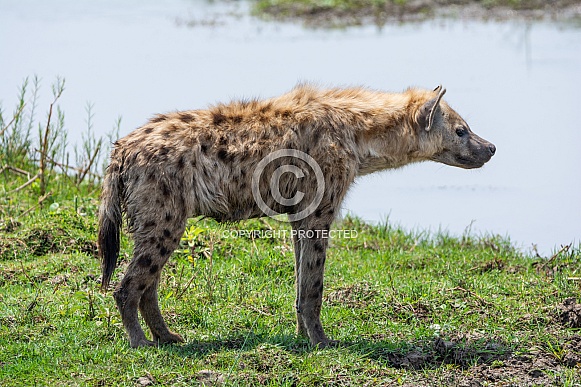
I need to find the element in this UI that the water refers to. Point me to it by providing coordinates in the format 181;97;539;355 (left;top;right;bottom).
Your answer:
1;0;580;255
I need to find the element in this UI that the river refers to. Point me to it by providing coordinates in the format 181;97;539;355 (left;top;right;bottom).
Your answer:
1;0;579;255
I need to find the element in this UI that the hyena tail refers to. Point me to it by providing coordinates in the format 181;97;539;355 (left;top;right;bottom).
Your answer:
98;159;123;290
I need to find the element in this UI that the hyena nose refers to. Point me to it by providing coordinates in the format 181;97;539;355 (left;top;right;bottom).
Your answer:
488;144;496;156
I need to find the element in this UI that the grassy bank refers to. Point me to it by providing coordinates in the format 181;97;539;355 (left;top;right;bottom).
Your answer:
1;80;581;385
253;0;581;26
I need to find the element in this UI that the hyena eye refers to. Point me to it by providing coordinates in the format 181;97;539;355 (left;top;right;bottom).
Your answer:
456;128;467;137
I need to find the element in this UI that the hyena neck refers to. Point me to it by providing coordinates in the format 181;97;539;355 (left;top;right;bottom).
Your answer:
354;89;429;176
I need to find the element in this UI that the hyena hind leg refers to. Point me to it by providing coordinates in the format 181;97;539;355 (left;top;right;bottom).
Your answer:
115;212;187;348
139;274;184;344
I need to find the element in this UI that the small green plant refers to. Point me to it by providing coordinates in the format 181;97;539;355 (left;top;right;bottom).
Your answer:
0;77;119;218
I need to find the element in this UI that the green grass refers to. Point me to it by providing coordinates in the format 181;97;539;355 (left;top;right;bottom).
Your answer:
2;78;580;385
1;188;580;385
253;0;579;25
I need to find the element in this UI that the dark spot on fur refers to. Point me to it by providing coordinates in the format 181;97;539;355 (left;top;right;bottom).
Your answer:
179;112;194;122
314;280;321;289
213;111;226;126
165;212;172;222
173;238;178;243
314;240;324;253
148;171;156;182
260;102;272;114
240;182;247;190
162;130;171;139
201;144;208;153
316;257;323;267
158;146;169;157
160;246;169;256
137;255;152;267
148;236;156;245
108;163;120;173
143;127;153;134
177;156;185;170
161;182;170;197
138;283;147;291
217;148;228;161
150;265;159;274
150;114;167;123
163;229;171;238
144;220;156;229
232;115;242;124
312;128;322;143
314;208;322;218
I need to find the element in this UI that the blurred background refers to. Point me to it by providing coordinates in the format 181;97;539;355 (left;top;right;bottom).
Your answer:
1;0;579;255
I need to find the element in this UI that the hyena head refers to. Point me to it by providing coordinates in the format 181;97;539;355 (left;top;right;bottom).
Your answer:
417;86;496;169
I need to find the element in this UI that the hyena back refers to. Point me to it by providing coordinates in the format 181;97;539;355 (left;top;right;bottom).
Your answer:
98;84;495;348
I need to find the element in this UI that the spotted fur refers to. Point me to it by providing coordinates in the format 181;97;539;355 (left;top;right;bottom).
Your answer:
98;84;495;348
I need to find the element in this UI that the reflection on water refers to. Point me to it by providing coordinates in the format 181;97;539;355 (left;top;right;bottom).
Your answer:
1;0;579;254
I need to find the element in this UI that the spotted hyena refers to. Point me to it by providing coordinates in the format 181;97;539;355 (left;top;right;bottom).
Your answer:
98;84;495;348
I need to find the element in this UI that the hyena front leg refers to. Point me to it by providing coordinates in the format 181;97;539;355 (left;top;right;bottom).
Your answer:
292;216;332;347
115;207;187;348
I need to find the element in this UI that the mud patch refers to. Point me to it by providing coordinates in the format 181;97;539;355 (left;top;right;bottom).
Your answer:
365;336;579;386
561;335;581;367
556;298;581;328
368;337;511;370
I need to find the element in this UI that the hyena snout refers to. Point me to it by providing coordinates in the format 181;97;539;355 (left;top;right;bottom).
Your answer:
433;132;496;170
459;135;496;169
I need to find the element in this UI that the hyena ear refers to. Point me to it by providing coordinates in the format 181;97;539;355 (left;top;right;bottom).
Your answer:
419;86;447;132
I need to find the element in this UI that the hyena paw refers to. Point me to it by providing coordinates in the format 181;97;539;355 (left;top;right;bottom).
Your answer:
130;338;157;348
309;334;331;349
155;331;184;345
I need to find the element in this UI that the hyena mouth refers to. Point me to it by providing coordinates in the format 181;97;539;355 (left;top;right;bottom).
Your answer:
455;155;487;169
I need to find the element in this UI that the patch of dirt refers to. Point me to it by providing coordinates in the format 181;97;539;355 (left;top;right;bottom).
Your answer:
0;226;98;260
196;370;225;386
561;335;581;367
0;219;21;232
325;282;378;308
366;336;581;386
136;373;156;386
377;337;511;370
26;228;64;256
556;298;581;328
471;257;505;273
